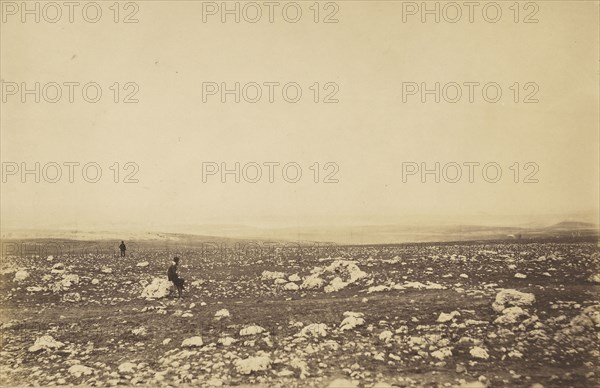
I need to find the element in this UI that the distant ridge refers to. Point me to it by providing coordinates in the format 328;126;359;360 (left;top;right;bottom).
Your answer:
545;221;597;230
2;220;598;245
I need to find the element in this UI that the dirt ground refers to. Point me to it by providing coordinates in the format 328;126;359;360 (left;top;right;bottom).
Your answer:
1;239;598;387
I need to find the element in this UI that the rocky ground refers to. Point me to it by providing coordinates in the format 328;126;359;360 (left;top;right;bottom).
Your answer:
1;239;599;387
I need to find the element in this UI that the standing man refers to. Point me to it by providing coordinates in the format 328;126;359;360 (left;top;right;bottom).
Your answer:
167;257;185;298
119;241;126;257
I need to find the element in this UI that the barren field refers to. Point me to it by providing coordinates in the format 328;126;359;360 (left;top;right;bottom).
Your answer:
1;239;599;387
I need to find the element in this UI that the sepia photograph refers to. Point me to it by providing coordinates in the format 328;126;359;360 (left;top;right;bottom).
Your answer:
0;1;599;387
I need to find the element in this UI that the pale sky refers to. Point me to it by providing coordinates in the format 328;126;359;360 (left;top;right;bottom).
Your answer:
1;1;599;233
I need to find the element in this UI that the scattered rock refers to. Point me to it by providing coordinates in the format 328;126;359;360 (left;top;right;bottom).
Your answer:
63;292;81;302
234;353;271;374
214;309;230;320
141;278;172;299
301;275;326;290
284;282;299;291
68;364;94;377
340;312;365;331
181;336;203;347
324;277;348;293
14;270;29;282
132;327;147;336
431;347;453;360
288;273;301;282
470;346;489;360
206;378;224;386
367;285;389;293
495;306;528;325
118;362;137;374
26;286;44;292
437;311;460;323
378;330;393;342
328;378;358;387
300;323;328;338
492;289;535;313
28;335;64;352
240;325;265;336
588;273;600;283
218;336;236;346
261;271;285;281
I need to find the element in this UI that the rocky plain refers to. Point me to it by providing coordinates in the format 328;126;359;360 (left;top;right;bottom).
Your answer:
1;238;598;387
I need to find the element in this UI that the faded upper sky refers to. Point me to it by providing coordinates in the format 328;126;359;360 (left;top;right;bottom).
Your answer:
1;1;599;233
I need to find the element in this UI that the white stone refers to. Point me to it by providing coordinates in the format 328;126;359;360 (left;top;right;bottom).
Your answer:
118;362;137;374
68;364;94;377
14;270;29;282
141;278;172;299
431;347;453;360
300;323;328;338
240;325;265;336
284;282;299;291
63;292;81;302
288;273;301;282
301;275;325;290
470;346;489;360
589;273;600;283
132;327;147;336
458;382;486;388
234;353;271;374
60;274;80;289
261;271;285;281
28;335;64;352
583;305;600;327
437;311;460;323
214;309;230;320
27;286;43;292
378;330;393;342
367;285;389;293
323;259;368;284
324;277;348;293
181;336;203;347
494;306;528;325
328;379;358;388
218;336;236;346
492;289;535;313
394;281;445;290
340;312;365;331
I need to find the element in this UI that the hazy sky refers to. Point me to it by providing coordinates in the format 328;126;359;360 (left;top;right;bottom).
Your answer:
1;1;599;232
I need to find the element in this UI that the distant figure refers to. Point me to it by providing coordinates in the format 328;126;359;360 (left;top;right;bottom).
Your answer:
119;241;126;257
167;257;185;298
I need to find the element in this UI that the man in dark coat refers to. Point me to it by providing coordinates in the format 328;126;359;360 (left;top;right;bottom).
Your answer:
167;257;185;298
119;241;126;257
